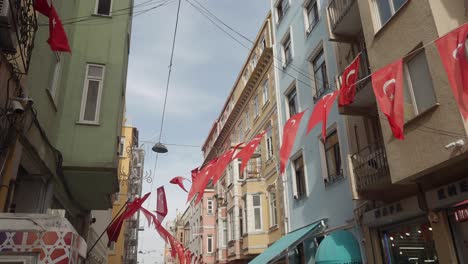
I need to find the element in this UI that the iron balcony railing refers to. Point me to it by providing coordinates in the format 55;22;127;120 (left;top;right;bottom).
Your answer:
327;0;356;31
1;0;38;74
351;139;390;192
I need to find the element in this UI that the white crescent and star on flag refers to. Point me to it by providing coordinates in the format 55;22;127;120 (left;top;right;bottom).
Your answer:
383;79;396;101
452;43;463;59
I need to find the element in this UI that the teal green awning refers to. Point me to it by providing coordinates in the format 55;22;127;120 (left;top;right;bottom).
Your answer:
315;230;363;264
249;222;322;264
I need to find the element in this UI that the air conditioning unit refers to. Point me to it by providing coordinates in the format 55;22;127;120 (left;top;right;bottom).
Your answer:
0;0;17;54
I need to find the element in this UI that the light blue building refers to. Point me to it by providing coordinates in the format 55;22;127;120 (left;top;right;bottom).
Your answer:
251;0;364;263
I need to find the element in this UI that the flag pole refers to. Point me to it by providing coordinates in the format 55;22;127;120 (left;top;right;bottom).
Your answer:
86;199;129;256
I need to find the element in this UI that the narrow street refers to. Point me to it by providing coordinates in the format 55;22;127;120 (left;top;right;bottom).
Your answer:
0;0;467;264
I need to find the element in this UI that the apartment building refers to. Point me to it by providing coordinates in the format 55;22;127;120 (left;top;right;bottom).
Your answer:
200;12;283;263
328;0;468;263
0;0;131;262
248;0;365;263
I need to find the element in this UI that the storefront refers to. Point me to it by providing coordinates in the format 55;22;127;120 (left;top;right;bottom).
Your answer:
426;177;468;263
362;196;439;264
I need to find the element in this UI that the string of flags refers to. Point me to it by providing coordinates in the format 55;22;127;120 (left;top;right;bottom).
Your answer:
109;22;467;264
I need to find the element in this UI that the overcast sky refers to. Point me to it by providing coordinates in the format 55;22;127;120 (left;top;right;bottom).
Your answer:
125;0;270;262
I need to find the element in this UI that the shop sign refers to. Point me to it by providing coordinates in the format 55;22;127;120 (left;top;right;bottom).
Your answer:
363;196;424;227
426;178;468;209
454;206;468;222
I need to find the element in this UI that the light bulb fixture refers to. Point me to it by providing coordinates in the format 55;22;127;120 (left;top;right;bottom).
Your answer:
152;142;168;153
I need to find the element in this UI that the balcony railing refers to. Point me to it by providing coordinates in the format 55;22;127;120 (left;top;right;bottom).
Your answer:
328;0;356;31
1;0;38;74
351;139;390;192
244;158;262;179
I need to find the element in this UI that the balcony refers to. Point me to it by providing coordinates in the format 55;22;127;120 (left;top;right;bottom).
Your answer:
351;139;391;196
0;213;87;263
337;49;374;115
327;0;361;38
0;0;37;74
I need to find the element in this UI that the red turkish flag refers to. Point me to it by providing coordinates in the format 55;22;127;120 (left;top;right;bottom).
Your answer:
170;176;189;192
155;186;168;222
306;91;339;141
48;5;71;52
234;131;266;173
279;110;306;174
34;0;51;17
107;192;150;245
435;23;468;120
194;158;218;205
371;59;404;139
212;143;243;184
187;159;217;204
339;54;361;106
187;167;199;202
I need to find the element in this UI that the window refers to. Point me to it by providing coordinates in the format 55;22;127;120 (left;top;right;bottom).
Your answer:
227;163;234;186
304;0;319;33
312;49;329;98
118;136;125;157
287;88;298;117
80;64;105;123
266;125;274;159
207;235;213;253
238;121;244;142
293;155;306;199
49;53;62;101
276;0;290;22
403;50;436;121
222;220;228;246
243;205;248;235
253;95;259;117
281;31;293;66
245;107;250;127
207;198;213;214
95;0;112;16
252;194;262;231
238;161;244;180
374;0;407;27
239;208;244;235
269;191;278;227
228;210;234;241
263;79;269;105
324;130;342;184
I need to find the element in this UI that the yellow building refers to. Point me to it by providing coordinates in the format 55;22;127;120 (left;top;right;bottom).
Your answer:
108;125;142;264
201;12;284;263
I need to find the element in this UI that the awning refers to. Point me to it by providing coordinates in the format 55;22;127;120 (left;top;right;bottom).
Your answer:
249;221;323;264
315;230;363;264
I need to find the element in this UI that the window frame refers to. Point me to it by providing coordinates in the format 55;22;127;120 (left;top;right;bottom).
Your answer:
207;234;214;254
371;0;409;31
262;78;269;105
269;190;278;227
252;194;263;231
310;48;329;99
48;52;62;105
318;124;344;187
95;0;113;16
222;219;228;247
79;64;105;124
303;0;320;34
281;30;293;67
402;49;437;120
253;94;260;118
207;198;214;215
118;136;126;158
291;151;308;200
265;124;274;160
275;0;290;24
286;86;298;118
228;210;235;241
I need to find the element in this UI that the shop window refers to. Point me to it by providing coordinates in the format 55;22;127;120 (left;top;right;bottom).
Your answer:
379;218;438;264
